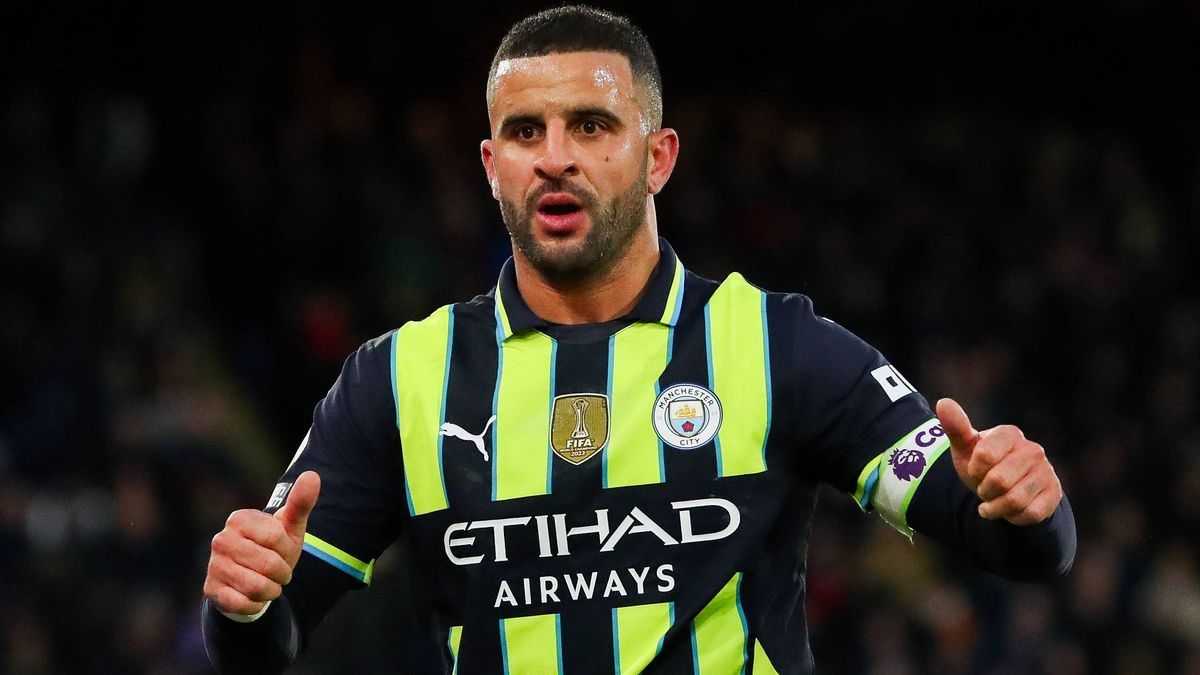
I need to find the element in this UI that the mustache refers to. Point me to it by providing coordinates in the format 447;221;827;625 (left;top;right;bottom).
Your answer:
527;180;596;210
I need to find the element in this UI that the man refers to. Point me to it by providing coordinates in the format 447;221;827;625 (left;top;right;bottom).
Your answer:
202;6;1076;673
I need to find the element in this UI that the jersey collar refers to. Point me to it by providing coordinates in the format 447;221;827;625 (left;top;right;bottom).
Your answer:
493;238;687;341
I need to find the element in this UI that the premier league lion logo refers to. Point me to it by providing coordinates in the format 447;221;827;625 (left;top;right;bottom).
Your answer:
889;448;926;481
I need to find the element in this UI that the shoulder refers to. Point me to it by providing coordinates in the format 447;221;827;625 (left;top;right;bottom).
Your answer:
710;271;884;382
705;270;836;339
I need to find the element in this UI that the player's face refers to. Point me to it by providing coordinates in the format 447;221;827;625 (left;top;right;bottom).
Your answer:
482;51;652;282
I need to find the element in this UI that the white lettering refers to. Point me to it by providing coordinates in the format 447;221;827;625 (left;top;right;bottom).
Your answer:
469;516;531;563
600;507;678;552
534;515;554;558
442;500;742;566
444;522;484;566
674;498;741;544
603;570;627;597
564;572;598;600
522;577;532;605
539;576;560;603
627;567;649;594
494;581;517;608
656;564;675;593
553;510;610;556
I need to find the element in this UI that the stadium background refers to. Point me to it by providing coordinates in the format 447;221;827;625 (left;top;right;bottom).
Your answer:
2;1;1199;673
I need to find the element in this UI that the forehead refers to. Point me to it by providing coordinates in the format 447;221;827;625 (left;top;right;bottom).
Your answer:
488;51;638;119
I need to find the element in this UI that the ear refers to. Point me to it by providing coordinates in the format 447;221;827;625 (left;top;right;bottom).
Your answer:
481;139;500;200
645;128;679;195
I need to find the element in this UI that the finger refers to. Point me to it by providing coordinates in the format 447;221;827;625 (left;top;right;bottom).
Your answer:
967;425;1026;487
226;510;291;554
936;398;981;486
975;442;1043;502
978;469;1044;520
1005;483;1063;527
212;532;295;585
211;585;267;617
275;471;321;542
936;398;980;453
215;562;284;604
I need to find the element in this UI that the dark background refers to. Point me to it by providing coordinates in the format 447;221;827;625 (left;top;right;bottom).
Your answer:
2;1;1199;673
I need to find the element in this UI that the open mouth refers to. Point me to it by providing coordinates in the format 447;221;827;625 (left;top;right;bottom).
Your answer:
539;203;583;216
536;193;584;217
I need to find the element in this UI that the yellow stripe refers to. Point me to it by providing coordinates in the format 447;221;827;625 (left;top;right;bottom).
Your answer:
708;274;769;477
302;532;375;583
501;613;561;675
448;625;463;675
494;331;555;500
395;306;453;515
692;573;748;675
660;255;685;324
495;285;514;339
614;602;673;675
607;323;669;488
752;639;780;675
852;454;885;508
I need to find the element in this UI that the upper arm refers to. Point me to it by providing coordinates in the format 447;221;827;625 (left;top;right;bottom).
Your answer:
778;294;949;535
265;332;405;588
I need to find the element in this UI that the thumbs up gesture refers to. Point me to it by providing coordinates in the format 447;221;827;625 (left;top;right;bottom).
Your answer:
936;399;1063;527
204;471;321;616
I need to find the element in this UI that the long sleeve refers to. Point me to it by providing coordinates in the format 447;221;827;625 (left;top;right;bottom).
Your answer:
907;451;1077;582
202;332;404;671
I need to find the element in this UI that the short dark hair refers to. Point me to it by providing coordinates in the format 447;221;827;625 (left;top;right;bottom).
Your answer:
487;5;663;129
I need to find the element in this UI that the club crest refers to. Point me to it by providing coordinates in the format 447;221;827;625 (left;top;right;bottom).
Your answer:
550;393;609;465
654;384;722;449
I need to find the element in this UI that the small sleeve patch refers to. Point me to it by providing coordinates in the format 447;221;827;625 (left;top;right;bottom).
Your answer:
870;365;915;402
856;418;951;536
265;482;292;510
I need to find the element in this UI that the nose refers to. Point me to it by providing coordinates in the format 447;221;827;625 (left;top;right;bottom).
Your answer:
533;122;579;180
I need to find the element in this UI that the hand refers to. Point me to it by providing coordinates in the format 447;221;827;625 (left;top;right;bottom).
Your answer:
936;399;1062;526
203;471;321;616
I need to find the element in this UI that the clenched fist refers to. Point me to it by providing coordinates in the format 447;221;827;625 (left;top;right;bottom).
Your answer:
203;471;321;617
936;398;1063;526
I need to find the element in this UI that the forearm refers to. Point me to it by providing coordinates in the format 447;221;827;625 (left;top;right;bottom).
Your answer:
908;453;1077;582
202;554;358;673
202;593;301;674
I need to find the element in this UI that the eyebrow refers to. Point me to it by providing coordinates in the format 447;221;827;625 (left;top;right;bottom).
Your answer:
498;106;625;135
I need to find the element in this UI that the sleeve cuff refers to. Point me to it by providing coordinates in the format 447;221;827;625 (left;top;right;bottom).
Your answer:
218;600;271;623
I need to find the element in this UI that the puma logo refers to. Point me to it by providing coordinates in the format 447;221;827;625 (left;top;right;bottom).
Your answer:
439;415;497;461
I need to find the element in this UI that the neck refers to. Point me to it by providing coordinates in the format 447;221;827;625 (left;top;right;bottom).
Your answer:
513;222;661;326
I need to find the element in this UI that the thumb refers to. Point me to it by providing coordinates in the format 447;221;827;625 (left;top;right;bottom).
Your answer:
275;470;320;541
936;398;980;486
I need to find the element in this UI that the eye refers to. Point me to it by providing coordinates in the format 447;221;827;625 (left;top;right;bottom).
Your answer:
579;119;603;135
517;125;538;140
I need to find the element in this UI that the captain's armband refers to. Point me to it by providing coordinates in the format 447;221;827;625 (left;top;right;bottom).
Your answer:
851;418;951;537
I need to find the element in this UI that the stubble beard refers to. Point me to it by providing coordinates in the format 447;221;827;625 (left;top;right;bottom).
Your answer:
501;170;648;286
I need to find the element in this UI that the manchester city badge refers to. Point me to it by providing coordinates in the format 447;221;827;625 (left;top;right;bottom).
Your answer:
653;384;722;449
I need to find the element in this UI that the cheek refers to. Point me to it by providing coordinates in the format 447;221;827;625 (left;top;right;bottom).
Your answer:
493;152;532;194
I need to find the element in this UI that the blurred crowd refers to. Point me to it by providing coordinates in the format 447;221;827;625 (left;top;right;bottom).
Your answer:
2;3;1199;674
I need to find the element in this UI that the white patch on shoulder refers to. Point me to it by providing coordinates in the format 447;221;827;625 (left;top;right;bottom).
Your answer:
871;365;916;402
